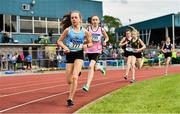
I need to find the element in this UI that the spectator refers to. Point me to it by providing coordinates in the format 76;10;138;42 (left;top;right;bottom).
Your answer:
16;52;25;69
11;53;18;71
2;32;14;43
1;54;7;70
48;30;55;44
7;54;13;70
112;50;118;60
25;52;32;70
37;48;44;68
48;52;55;67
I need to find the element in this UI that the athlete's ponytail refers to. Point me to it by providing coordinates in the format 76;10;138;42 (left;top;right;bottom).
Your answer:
88;17;92;24
61;13;71;31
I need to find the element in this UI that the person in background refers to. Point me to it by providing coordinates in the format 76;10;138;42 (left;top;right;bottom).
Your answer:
130;29;146;83
11;52;18;71
83;15;109;92
26;52;32;70
49;30;54;44
119;29;133;80
161;37;175;75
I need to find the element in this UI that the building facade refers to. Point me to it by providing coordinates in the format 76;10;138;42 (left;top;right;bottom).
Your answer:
0;0;103;43
0;0;103;69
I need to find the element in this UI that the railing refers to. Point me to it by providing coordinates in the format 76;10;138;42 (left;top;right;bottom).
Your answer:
1;48;180;71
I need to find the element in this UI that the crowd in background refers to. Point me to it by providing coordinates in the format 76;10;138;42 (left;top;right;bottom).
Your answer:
0;52;32;71
0;40;180;71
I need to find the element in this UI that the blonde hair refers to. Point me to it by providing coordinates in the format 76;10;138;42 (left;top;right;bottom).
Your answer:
166;37;171;41
131;29;140;37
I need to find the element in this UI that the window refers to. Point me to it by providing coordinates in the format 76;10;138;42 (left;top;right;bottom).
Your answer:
20;16;32;33
2;15;17;32
47;18;58;34
34;17;39;20
34;20;46;33
20;16;32;20
0;14;3;32
34;16;46;33
11;15;17;32
5;15;11;32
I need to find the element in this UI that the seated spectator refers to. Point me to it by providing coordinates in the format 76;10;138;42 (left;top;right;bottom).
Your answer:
2;32;14;43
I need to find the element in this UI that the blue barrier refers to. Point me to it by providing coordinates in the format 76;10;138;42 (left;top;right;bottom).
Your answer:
5;70;15;74
83;61;90;67
106;60;124;67
57;60;125;69
58;62;66;69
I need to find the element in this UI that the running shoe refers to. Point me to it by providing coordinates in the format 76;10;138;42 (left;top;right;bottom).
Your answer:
124;75;128;80
67;99;74;107
130;79;136;83
78;72;81;76
100;66;106;76
82;84;89;92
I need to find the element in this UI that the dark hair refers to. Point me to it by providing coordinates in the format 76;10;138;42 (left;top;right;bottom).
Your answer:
125;29;131;33
88;15;100;25
61;12;71;31
88;17;91;24
48;30;53;37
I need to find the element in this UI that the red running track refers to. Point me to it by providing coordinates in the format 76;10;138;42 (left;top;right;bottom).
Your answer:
0;66;180;113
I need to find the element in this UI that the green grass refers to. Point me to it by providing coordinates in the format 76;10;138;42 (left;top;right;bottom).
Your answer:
79;74;180;113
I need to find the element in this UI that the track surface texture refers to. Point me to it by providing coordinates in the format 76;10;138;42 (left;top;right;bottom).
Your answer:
0;66;180;113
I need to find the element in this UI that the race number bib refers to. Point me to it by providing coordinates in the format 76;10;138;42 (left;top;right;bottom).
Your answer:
126;47;133;52
125;44;133;52
92;34;101;42
68;41;83;51
166;49;171;53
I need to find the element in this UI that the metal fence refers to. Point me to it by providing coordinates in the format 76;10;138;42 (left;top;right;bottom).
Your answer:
1;48;180;71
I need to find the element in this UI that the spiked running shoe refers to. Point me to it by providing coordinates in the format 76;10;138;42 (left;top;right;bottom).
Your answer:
67;99;74;107
100;67;106;76
78;72;81;76
130;79;136;83
124;75;128;80
82;84;89;92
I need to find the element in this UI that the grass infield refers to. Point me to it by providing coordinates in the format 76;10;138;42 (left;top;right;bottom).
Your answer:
79;74;180;113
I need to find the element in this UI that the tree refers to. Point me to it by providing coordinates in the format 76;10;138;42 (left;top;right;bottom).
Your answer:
103;15;122;45
103;15;122;33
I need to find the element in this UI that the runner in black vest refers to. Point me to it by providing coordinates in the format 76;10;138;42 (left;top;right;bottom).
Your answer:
161;37;174;75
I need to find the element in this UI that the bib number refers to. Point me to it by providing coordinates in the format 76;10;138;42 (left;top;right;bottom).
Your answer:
166;49;171;53
126;47;133;52
69;42;83;50
92;35;101;42
125;44;133;52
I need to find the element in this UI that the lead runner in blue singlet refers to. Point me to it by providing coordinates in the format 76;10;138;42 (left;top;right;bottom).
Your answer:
57;11;92;107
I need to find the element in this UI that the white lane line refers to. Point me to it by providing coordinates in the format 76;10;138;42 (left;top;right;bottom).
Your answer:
0;80;63;91
0;84;67;98
0;78;62;88
0;70;169;113
0;67;163;90
0;79;124;113
0;77;109;98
